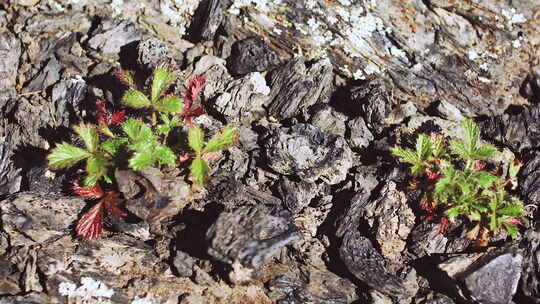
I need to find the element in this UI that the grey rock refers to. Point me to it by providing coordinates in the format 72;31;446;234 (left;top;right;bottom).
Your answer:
267;265;358;303
88;19;141;54
277;177;319;213
463;251;523;304
23;56;61;93
206;205;302;268
267;57;333;120
172;251;195;277
263;123;353;185
198;0;224;41
0;141;21;196
228;36;281;75
480;104;540;152
309;105;347;137
214;35;233;59
0;32;21;108
25;165;63;195
137;37;171;70
0;193;85;246
213;73;270;124
417;293;456;304
348;117;374;149
349;79;395;134
519;151;540;205
51;77;87;125
407;220;449;258
25;12;91;34
518;231;540;303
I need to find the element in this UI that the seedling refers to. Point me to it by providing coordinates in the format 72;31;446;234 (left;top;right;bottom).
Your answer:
391;120;524;246
47;66;238;239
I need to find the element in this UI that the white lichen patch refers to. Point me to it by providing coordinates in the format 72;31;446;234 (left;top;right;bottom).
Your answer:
59;277;114;304
501;8;527;25
512;38;522;48
249;72;270;95
110;0;124;17
227;0;271;15
131;295;160;304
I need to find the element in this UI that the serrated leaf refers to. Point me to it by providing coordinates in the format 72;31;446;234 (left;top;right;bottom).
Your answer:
48;143;92;169
101;138;128;156
471;171;499;188
188;126;205;153
85;153;108;185
71;180;104;199
102;192;126;219
154;145;176;166
84;174;100;187
76;201;104;240
151;68;175;102
99;124;115;138
502;222;519;239
190;155;208;184
462;119;480;152
473;144;497;160
498;204;524;216
74;124;99;153
129;150;153;170
122;118;154;142
435;167;456;194
121;89;151;108
446;206;462;219
450;140;468;159
468;211;482;222
203;126;238;153
154;97;183;113
391;147;419;165
416;134;432;161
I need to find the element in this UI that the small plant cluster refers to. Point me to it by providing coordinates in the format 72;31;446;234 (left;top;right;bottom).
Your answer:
48;66;238;239
391;119;524;246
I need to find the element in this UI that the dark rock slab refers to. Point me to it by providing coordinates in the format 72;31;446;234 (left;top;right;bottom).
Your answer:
267;265;358;303
172;251;196;277
519;151;540;206
51;77;87;125
198;0;224;41
0;141;21;196
88;19;141;54
349;79;395;134
263;123;353;185
519;231;540;303
266;57;333;120
309;105;347;137
228;36;281;75
347;117;374;149
23;56;61;93
137;37;171;71
277;177;320;213
206;205;302;268
463;251;523;304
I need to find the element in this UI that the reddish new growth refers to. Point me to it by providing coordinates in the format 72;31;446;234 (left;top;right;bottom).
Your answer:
437;217;449;235
96;99;127;126
425;169;440;180
71;180;126;240
182;75;206;125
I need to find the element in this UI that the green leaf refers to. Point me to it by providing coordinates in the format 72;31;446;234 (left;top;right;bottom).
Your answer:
450;140;468;159
122;118;154;142
154;97;183;113
471;171;499;188
101;138;128;156
154;145;176;166
190;155;209;184
446;206;462;219
74;124;99;153
129;150;153;170
391;147;419;164
415;134;432;161
99;124;115;138
498;204;524;216
489;212;499;233
468;211;481;222
86;153;107;178
509;154;522;178
473;144;497;160
188;126;205;153
502;222;519;239
121;89;151;108
462;119;480;153
203;126;238;153
435;167;456;194
48;143;92;169
83;174;99;187
151;68;175;102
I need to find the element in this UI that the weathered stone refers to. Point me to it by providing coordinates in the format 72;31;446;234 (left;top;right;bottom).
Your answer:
198;0;224;41
309;105;347;137
266;57;333;120
263;123;353;185
277;177;319;213
137;37;171;70
0;32;21;108
88;19;141;54
349;79;395;134
0;140;21;196
519;230;540;303
23;56;61;93
228;36;281;75
519;151;540;206
206;205;302;268
347;116;374;149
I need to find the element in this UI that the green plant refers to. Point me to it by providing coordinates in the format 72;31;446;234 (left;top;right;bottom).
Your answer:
391;120;524;246
47;66;238;239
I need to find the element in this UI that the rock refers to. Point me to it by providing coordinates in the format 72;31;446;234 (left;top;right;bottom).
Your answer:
0;32;21;109
0;193;85;246
463;251;523;304
263;123;353;185
88;19;141;54
519;151;540;206
198;0;224;41
266;57;333;120
25;165;64;195
0;140;21;196
212;72;270;124
277;177;319;213
23;56;61;93
518;230;540;302
480;104;540;152
25;12;91;34
206;205;302;269
349;79;395;134
228;37;281;75
50;77;87;126
137;37;171;71
347;117;374;149
309;105;347;137
416;293;456;304
172;251;196;277
266;265;358;303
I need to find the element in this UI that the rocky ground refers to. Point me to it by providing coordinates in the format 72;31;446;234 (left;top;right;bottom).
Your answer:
1;0;540;303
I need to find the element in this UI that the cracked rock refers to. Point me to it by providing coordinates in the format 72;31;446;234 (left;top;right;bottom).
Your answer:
263;123;353;185
23;56;61;93
137;37;171;71
88;19;141;54
228;36;282;75
206;204;302;269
